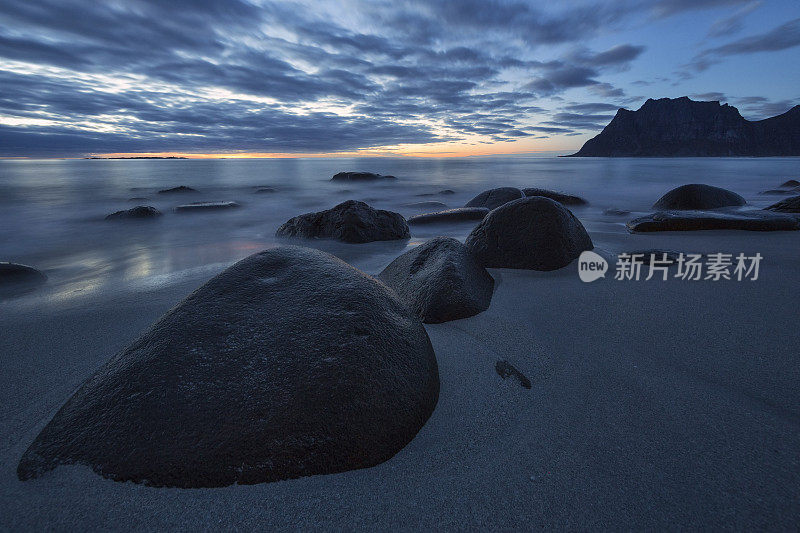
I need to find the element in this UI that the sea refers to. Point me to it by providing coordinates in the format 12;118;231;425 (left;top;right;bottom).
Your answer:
1;154;798;305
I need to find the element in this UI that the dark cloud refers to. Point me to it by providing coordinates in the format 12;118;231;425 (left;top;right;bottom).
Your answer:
650;0;753;18
689;18;800;70
570;44;646;68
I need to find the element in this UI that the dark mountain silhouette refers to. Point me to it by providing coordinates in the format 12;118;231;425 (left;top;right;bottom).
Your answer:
569;97;800;157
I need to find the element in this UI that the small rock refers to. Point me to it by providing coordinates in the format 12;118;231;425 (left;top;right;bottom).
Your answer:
495;361;531;389
402;201;447;209
603;208;631;216
623;249;683;264
0;262;47;297
627;210;799;232
254;187;276;193
276;200;409;243
174;201;240;212
465;197;593;271
464;187;524;210
105;206;162;220
407;207;489;225
378;237;494;324
158;186;198;194
765;195;800;213
331;172;397;182
652;184;746;210
522;188;587;206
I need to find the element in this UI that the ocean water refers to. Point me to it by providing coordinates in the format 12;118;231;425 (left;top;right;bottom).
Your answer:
1;155;798;304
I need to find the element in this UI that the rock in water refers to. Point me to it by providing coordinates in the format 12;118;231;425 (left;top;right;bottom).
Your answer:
522;188;588;206
652;184;746;210
465;197;593;271
779;179;800;188
627;210;799;232
0;262;47;297
331;172;396;182
464;187;524;210
174;201;240;212
17;246;440;488
766;195;800;213
276;200;409;243
158;186;198;194
105;206;162;220
378;237;494;324
407;207;489;225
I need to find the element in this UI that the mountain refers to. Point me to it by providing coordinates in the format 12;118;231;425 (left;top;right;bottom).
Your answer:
569;97;800;157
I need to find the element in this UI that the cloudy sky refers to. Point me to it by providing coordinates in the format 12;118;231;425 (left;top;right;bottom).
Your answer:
0;0;798;158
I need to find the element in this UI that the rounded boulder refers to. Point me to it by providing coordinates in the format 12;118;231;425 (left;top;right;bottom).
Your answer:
652;184;746;210
464;187;524;210
465;197;593;271
17;246;439;488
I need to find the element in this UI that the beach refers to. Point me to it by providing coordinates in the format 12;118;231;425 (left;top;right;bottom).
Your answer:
1;157;800;529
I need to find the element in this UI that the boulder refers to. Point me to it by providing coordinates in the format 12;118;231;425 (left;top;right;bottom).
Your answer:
105;206;162;220
464;187;524;210
603;208;631;216
378;237;494;324
158;186;198;194
17;246;439;488
276;200;409;243
627;210;799;232
652;184;746;210
331;172;397;182
780;179;800;188
0;262;47;297
522;188;587;206
766;195;800;213
407;207;489;225
174;201;240;212
465;197;593;271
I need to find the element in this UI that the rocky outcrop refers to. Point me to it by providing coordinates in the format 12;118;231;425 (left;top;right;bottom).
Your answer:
276;200;409;243
174;201;240;212
105;206;162;220
17;246;439;488
378;237;494;324
407;207;489;225
465;197;593;271
158;186;198;194
522;188;587;206
331;172;397;182
571;97;800;157
464;187;524;210
653;184;746;210
766;195;800;213
627;210;799;232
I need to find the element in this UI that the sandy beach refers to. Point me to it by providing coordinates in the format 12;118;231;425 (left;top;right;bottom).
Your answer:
2;226;799;530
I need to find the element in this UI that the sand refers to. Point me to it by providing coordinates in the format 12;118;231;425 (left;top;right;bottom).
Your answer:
1;229;799;530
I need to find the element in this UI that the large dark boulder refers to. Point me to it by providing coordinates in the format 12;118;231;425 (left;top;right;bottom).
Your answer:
17;246;439;488
105;206;162;220
627;210;799;232
765;195;800;213
276;200;409;243
331;172;396;182
652;184;746;210
158;186;198;194
174;201;240;212
465;197;593;271
522;188;588;206
407;207;489;225
0;262;47;297
378;237;494;324
464;187;524;210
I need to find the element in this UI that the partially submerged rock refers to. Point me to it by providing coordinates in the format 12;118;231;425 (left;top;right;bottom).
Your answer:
464;187;524;210
407;207;489;225
465;197;593;271
378;237;494;324
522;188;588;206
17;246;439;488
276;200;409;243
603;208;631;216
0;262;47;297
652;184;746;210
174;201;240;212
331;172;397;182
765;195;800;213
105;206;162;220
402;201;447;209
780;179;800;188
627;210;799;232
254;186;276;193
158;186;198;194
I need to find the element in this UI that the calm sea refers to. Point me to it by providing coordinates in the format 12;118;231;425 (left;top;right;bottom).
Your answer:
1;155;797;303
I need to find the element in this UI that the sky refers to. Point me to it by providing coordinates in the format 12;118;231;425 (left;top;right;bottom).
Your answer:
0;0;798;158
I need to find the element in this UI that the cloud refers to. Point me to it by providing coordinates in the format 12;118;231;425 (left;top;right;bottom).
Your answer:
689;17;800;70
706;1;762;37
570;44;646;68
